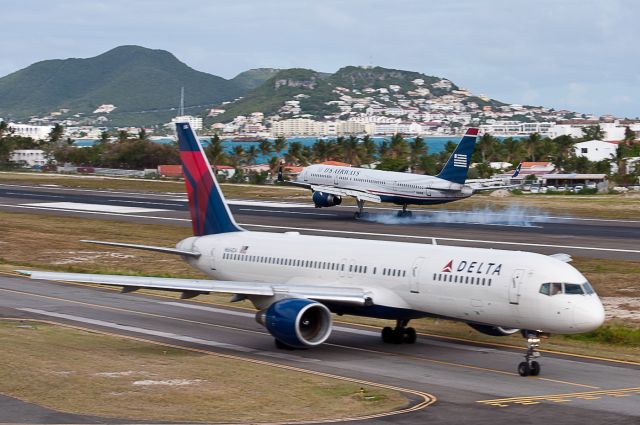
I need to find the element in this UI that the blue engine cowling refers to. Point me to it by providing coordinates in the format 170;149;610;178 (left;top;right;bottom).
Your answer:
312;191;342;208
255;298;333;348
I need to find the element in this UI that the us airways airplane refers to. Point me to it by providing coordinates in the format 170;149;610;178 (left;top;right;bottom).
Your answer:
292;128;505;218
20;123;604;377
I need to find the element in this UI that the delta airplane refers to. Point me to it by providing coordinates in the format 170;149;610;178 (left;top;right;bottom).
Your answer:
20;123;604;377
292;128;518;218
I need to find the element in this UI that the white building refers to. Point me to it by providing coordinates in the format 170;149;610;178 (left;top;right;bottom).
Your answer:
10;150;49;167
8;123;54;140
573;140;618;162
271;119;322;137
170;115;203;131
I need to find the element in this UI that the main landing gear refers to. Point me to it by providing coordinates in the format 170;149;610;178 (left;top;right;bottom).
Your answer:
381;319;417;344
518;330;542;376
396;204;413;218
354;199;369;219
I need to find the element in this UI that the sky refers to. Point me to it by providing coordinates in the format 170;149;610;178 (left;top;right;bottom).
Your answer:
2;0;639;117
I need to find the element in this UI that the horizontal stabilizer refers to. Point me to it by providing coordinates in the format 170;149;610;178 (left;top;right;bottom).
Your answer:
80;240;200;257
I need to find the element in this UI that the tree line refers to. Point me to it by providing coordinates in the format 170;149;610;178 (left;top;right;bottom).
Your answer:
1;123;638;184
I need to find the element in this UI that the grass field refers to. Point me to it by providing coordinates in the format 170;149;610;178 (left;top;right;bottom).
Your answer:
2;171;640;219
0;210;638;363
0;320;406;422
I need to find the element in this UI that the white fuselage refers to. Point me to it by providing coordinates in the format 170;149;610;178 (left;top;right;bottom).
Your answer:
178;231;605;334
297;164;473;205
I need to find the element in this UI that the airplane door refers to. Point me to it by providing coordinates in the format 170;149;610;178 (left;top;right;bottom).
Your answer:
339;258;347;278
210;248;216;270
509;269;525;304
410;257;426;293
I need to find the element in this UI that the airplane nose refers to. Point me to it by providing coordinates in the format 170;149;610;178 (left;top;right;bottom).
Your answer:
574;297;605;332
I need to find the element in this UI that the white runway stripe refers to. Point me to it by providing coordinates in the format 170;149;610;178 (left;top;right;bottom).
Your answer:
21;202;167;214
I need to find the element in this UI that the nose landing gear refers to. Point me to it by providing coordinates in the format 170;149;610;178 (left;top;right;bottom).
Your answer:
518;331;542;376
381;320;417;344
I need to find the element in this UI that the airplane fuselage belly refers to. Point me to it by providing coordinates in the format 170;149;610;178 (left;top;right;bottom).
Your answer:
183;231;594;333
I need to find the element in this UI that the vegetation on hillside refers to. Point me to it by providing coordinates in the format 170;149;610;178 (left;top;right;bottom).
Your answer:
0;45;243;125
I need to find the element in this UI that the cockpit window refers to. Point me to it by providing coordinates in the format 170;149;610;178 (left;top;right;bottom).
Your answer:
564;283;584;295
540;282;587;296
583;282;595;295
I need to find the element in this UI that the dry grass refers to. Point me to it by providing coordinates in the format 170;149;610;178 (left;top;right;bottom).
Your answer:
0;320;405;422
1;211;638;363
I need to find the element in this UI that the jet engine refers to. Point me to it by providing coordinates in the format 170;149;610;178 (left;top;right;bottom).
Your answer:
468;323;520;336
255;298;333;348
312;191;342;208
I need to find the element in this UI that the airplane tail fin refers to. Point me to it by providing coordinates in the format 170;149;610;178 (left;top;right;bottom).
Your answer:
512;162;522;178
175;122;242;236
435;128;478;184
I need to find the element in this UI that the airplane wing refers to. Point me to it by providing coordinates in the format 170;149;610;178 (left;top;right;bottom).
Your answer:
310;185;382;203
18;270;372;306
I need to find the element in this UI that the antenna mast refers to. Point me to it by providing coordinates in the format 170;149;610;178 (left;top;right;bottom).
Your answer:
179;87;184;116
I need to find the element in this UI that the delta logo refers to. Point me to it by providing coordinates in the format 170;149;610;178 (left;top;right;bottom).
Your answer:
442;259;502;275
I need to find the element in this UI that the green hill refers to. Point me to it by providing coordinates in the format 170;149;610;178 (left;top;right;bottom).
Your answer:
231;68;281;91
0;45;243;126
212;68;337;122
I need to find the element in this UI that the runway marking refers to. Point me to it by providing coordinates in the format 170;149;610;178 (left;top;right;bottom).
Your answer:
20;202;167;214
477;387;640;408
5;191;64;198
0;317;436;423
18;307;320;363
238;207;338;217
0;284;600;390
108;199;184;207
228;199;313;208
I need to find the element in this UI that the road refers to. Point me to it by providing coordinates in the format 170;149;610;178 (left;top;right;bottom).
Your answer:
0;274;638;424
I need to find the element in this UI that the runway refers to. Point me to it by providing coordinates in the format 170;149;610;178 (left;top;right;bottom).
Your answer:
0;274;638;424
1;183;640;260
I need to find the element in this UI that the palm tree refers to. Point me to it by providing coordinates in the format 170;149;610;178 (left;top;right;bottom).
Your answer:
389;133;409;160
0;121;10;139
274;136;287;159
230;145;245;168
581;125;605;141
523;133;541;162
311;139;330;162
285;141;304;165
117;130;129;142
360;135;377;165
338;136;362;165
476;133;496;163
48;123;64;145
137;128;148;140
258;140;273;158
245;146;258;165
408;137;427;171
205;135;227;173
99;131;110;144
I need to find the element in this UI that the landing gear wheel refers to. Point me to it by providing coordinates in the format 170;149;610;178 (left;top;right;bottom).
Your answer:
397;205;413;218
518;331;543;377
381;326;394;343
529;361;541;376
404;327;417;344
275;339;295;350
354;212;369;220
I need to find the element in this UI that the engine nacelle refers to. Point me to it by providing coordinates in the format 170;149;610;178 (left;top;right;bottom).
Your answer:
255;298;333;348
468;323;520;336
312;191;342;208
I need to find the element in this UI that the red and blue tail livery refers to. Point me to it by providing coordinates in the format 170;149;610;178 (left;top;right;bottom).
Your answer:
176;123;242;235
